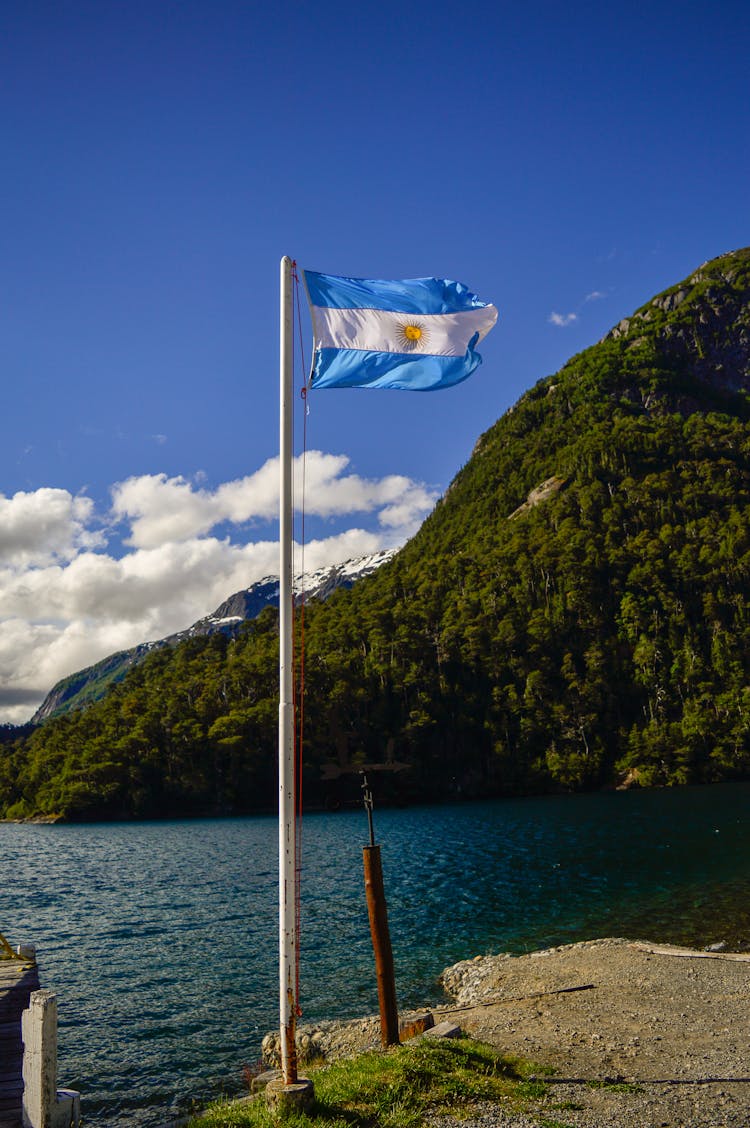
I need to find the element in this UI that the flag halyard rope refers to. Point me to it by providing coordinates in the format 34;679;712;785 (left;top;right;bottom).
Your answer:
291;262;309;1018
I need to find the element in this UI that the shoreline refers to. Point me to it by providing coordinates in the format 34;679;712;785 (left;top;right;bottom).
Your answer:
264;937;750;1128
5;775;750;825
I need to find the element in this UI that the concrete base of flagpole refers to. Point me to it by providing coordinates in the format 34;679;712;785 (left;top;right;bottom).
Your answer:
265;1076;314;1115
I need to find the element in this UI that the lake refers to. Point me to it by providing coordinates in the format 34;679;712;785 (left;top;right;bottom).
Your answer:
2;782;749;1126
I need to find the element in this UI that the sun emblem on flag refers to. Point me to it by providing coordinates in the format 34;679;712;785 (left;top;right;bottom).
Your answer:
397;321;428;351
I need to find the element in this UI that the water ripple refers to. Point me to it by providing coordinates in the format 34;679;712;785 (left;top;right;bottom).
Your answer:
2;784;750;1126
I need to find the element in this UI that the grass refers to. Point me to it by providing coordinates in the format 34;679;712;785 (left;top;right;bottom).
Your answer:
188;1039;556;1128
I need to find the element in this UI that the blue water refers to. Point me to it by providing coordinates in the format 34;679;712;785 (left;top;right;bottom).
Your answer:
2;783;750;1126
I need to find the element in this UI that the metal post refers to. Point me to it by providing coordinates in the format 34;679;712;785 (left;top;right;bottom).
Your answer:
278;254;297;1085
361;772;375;847
361;777;399;1047
363;845;400;1046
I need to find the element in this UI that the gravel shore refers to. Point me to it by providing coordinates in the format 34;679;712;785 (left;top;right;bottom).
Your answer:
292;937;750;1128
435;937;750;1127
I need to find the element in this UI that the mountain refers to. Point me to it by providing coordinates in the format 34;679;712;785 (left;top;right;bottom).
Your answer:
30;550;395;723
4;248;750;821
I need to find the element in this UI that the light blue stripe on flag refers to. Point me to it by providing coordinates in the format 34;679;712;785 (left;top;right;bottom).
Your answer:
304;270;498;391
310;347;485;391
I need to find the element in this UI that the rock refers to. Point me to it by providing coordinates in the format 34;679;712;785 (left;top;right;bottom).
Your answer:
607;317;631;339
651;288;689;312
261;1028;326;1067
260;1031;280;1065
508;476;567;520
422;1020;462;1040
251;1069;281;1093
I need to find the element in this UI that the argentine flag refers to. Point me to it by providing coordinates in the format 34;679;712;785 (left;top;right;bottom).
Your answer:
303;270;498;391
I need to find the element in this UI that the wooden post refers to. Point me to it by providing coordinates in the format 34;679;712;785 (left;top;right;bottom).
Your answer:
21;990;81;1128
362;844;399;1046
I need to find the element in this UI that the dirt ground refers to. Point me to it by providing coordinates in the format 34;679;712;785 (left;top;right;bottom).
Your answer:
293;938;750;1128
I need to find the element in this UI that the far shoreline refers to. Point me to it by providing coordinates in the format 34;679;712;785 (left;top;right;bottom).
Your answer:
4;775;750;826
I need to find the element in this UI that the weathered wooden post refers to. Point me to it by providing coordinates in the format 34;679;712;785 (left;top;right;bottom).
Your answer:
361;774;399;1046
21;990;80;1128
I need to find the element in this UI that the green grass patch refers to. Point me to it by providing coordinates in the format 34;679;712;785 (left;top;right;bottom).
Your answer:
189;1039;553;1128
514;1079;549;1100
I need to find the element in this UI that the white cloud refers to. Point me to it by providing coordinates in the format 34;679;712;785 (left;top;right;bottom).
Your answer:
548;289;609;330
548;311;578;327
0;488;104;567
0;453;437;724
111;452;438;549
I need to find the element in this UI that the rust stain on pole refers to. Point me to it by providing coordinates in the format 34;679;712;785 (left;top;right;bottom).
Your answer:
283;987;298;1084
363;844;400;1046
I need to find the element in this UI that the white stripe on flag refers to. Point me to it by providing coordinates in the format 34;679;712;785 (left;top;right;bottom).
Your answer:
311;304;497;357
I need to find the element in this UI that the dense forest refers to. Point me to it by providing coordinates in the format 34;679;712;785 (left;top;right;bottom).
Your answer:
3;248;750;820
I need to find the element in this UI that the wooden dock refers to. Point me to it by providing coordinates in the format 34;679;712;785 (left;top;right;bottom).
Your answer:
0;958;39;1128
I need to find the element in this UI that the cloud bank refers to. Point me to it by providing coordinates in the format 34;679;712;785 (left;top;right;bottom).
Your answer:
0;452;438;724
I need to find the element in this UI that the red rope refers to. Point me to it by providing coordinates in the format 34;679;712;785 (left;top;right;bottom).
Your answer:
290;262;310;1017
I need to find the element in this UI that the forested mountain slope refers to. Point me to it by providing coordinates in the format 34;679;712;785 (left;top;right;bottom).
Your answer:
30;551;395;724
3;248;750;819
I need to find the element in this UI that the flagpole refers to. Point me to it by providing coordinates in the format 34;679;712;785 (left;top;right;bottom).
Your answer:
278;254;297;1086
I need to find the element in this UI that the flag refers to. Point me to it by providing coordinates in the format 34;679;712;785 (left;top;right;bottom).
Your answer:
303;270;498;391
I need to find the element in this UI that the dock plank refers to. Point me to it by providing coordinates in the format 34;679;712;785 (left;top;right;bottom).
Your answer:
0;959;40;1128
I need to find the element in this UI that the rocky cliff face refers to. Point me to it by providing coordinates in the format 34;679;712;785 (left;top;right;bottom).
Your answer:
606;250;750;397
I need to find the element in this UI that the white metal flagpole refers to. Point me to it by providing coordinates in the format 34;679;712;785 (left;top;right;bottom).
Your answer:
278;254;298;1085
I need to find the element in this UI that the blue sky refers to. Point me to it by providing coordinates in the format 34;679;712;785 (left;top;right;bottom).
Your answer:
1;0;748;721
